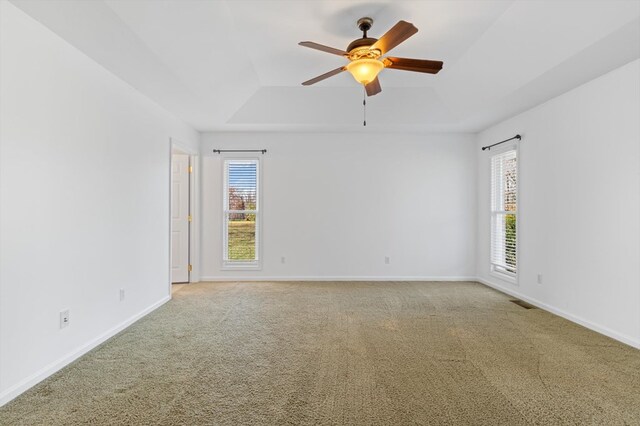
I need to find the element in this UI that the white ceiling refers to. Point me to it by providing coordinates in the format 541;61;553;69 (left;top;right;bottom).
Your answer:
11;0;640;132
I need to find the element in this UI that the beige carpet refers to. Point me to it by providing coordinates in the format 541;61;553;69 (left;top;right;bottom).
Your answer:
1;281;639;425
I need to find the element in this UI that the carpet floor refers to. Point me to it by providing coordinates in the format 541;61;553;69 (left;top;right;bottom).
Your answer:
1;281;639;425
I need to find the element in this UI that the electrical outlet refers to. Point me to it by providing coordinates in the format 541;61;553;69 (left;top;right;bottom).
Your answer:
281;256;286;264
537;274;543;284
384;256;390;265
59;310;70;329
119;288;125;301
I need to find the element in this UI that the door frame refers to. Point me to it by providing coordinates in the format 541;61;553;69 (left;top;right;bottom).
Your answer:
169;138;199;295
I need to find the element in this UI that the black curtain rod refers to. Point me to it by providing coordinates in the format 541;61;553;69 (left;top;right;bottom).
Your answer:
213;149;267;154
481;134;521;151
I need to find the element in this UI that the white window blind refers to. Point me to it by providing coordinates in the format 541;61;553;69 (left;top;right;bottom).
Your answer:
490;150;517;277
223;159;259;266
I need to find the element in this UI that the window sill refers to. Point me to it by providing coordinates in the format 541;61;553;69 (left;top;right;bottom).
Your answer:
221;262;262;271
490;270;518;285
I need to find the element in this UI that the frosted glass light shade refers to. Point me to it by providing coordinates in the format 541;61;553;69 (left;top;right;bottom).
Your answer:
345;58;384;85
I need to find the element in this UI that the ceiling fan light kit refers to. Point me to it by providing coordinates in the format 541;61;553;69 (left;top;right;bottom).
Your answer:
345;58;384;85
299;17;444;97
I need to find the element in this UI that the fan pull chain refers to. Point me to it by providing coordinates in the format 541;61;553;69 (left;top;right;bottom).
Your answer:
363;88;367;127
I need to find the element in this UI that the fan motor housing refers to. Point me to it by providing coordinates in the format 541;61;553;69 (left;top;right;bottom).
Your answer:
347;17;381;59
347;37;378;53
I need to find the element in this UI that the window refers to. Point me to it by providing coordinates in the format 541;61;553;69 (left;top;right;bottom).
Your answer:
223;159;260;268
490;149;517;280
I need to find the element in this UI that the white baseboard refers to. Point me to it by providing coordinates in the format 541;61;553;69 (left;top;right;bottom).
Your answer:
476;277;640;350
199;276;477;282
0;296;171;407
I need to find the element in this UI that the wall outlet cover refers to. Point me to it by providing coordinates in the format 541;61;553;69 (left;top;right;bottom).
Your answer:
59;310;70;329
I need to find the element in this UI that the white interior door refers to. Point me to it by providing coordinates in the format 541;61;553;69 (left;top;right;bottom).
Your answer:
171;154;190;283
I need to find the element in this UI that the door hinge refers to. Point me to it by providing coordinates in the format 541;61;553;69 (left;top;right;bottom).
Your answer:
189;165;193;173
188;264;193;272
188;215;192;222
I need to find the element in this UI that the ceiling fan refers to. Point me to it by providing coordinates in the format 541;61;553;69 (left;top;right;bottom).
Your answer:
299;17;443;96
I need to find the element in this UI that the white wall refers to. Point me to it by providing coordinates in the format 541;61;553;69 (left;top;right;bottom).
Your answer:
0;2;199;404
200;132;477;280
476;59;640;348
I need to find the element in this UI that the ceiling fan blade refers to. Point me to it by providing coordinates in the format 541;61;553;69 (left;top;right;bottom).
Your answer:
302;66;346;86
371;20;418;55
299;41;348;56
383;57;443;74
365;77;382;96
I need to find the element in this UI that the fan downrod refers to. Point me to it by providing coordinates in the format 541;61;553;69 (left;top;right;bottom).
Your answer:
357;17;373;37
347;18;378;53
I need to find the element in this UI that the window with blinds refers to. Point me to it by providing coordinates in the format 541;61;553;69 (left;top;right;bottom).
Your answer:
223;159;259;267
490;149;517;278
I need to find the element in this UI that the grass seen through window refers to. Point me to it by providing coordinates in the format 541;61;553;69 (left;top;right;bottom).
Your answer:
227;220;256;261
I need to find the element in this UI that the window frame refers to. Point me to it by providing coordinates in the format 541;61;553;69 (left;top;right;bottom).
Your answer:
489;145;519;284
221;156;262;270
